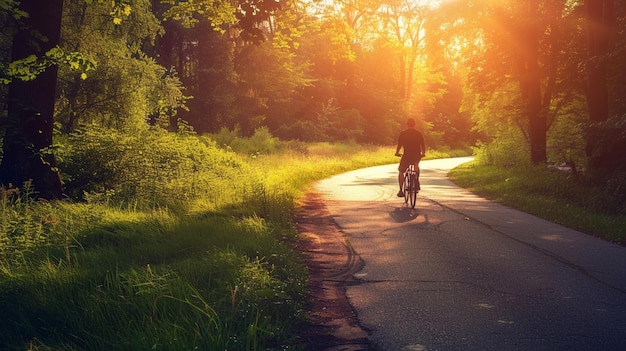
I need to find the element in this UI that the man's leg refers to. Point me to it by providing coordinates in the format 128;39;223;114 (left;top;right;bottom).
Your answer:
397;162;406;197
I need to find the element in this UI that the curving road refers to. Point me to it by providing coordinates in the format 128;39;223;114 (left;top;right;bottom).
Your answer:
315;157;626;351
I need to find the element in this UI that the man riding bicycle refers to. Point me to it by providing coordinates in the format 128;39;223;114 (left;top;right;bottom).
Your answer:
394;118;425;197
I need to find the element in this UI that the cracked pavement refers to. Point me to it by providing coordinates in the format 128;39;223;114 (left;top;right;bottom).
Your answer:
314;157;626;351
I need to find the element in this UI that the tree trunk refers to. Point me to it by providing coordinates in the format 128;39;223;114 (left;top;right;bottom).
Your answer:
585;0;614;123
518;5;546;164
585;0;615;164
524;56;547;165
0;0;65;199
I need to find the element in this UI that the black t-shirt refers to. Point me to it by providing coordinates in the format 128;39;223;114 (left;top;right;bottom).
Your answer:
397;128;424;161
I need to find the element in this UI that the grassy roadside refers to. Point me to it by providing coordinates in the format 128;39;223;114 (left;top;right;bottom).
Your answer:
449;161;626;244
0;133;468;351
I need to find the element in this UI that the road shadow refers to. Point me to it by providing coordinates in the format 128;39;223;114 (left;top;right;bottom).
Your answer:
389;206;419;223
341;176;397;187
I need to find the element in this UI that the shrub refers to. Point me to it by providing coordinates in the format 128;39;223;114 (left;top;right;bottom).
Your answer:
56;124;242;211
585;114;626;174
473;129;530;167
584;114;626;214
547;112;587;172
207;126;282;156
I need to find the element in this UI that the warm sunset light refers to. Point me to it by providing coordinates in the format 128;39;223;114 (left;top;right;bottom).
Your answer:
1;0;624;350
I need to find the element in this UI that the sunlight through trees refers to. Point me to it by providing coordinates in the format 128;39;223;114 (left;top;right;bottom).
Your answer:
0;0;625;197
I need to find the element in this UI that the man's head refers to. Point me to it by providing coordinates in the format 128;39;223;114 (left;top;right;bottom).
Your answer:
406;118;416;128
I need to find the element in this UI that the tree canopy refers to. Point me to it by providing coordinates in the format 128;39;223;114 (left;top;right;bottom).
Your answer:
0;0;625;198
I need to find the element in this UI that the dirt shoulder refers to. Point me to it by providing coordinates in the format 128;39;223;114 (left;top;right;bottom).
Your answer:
293;191;372;351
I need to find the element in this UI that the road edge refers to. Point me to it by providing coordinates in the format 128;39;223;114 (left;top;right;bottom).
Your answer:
293;191;372;351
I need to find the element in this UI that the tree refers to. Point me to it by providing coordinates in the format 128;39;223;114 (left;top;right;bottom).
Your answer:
376;0;431;103
463;0;565;164
516;3;547;164
0;0;65;199
153;0;293;134
584;0;617;166
585;0;614;124
56;0;184;133
1;0;276;199
0;1;133;199
583;0;626;174
420;3;476;149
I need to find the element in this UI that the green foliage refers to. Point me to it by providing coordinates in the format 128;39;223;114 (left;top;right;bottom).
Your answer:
0;0;28;21
0;182;53;264
161;0;237;30
211;125;243;149
473;128;530;168
56;124;242;211
55;0;184;132
585;114;626;174
584;114;626;213
473;111;626;216
547;111;588;171
0;46;95;84
147;0;476;147
208;126;288;156
0;0;134;86
175;25;238;133
273;100;367;142
247;126;279;154
234;41;314;135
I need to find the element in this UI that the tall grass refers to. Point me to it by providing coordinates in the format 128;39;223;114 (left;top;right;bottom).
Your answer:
0;190;305;350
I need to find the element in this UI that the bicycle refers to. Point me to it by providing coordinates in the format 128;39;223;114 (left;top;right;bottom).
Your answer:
403;163;419;208
396;153;420;208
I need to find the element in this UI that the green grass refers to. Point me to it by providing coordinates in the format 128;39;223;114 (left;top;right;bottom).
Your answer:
0;205;303;350
1;136;471;351
449;161;626;243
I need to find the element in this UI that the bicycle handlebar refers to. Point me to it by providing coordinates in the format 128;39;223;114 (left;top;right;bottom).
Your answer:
395;153;425;157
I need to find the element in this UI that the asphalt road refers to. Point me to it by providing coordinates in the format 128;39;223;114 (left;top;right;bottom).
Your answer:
315;157;626;351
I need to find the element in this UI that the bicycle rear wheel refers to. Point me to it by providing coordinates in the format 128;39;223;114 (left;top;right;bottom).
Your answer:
403;172;410;204
408;172;417;208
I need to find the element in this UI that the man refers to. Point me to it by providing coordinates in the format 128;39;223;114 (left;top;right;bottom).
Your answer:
394;118;425;197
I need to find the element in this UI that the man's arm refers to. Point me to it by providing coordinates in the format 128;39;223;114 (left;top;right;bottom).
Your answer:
395;138;402;156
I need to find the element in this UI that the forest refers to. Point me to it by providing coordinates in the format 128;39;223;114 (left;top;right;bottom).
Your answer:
0;0;623;201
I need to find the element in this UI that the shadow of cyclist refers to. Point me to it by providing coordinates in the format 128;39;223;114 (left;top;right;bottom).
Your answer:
389;207;419;223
